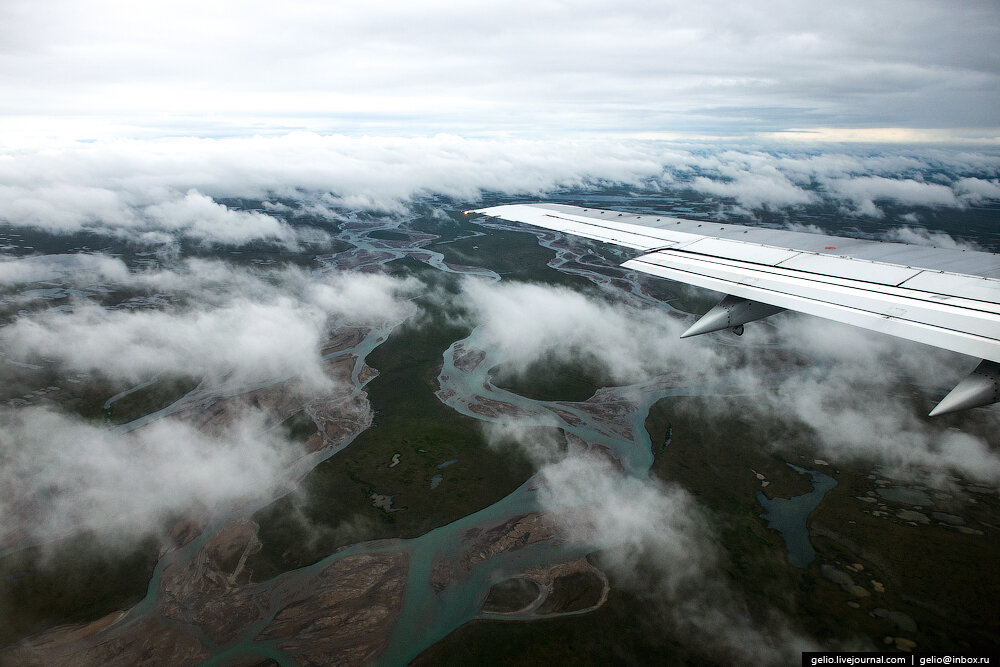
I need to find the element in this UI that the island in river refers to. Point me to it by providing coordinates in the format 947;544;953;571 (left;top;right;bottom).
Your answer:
1;197;998;665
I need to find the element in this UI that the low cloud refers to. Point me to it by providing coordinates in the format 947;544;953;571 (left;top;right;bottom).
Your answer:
144;190;296;245
458;277;723;384
307;272;422;324
2;261;423;389
690;170;816;210
482;417;565;465
0;181;316;247
0;262;424;549
462;278;1000;485
537;453;818;663
882;225;982;250
0;135;670;243
2;137;1000;248
0;253;130;284
4;297;334;389
823;176;959;217
0;406;301;549
720;319;1000;485
954;177;1000;204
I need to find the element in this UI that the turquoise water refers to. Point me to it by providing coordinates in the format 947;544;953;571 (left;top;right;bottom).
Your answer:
103;374;159;410
72;213;790;666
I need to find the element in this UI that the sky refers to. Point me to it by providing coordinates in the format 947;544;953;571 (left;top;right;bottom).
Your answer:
1;0;998;141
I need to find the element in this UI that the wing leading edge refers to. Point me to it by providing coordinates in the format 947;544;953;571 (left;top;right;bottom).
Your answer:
468;203;1000;416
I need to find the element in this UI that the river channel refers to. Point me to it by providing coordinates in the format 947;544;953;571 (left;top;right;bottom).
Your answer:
64;209;824;666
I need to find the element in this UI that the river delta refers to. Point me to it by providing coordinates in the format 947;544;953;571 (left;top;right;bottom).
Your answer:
1;196;998;665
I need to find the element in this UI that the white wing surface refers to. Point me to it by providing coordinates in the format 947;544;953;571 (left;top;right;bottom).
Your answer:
469;203;1000;416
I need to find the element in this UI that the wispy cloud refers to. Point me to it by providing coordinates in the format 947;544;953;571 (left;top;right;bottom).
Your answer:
462;278;1000;484
535;453;821;663
2;262;422;389
0;264;422;549
0;253;130;284
883;225;982;250
471;276;994;659
5;298;334;388
823;176;958;217
0;406;299;549
143;190;296;245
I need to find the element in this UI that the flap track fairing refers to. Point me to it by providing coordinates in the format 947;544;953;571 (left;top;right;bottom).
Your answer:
681;295;785;338
928;360;1000;417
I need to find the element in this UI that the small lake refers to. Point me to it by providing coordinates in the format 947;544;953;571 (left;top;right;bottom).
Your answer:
758;464;837;569
877;486;933;506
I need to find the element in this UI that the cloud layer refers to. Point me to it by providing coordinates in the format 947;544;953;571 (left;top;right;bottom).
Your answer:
0;133;996;558
1;135;998;246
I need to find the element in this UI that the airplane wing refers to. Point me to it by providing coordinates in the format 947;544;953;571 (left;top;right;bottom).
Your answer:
467;203;1000;416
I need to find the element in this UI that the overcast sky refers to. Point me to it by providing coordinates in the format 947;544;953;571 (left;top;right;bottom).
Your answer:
1;0;998;141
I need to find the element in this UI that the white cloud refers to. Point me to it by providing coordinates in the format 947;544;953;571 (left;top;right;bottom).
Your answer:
0;253;129;284
883;226;981;250
534;453;819;663
0;182;308;247
0;406;301;548
0;262;424;549
0;183;135;230
954;177;1000;203
4;298;333;388
458;277;723;384
470;279;997;657
691;171;816;209
307;272;422;324
1;262;423;389
482;417;565;465
0;134;670;241
1;136;999;246
144;190;294;245
823;176;959;217
461;279;1000;485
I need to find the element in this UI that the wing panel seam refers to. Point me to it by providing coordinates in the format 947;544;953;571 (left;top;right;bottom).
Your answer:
625;258;1000;362
641;249;1000;313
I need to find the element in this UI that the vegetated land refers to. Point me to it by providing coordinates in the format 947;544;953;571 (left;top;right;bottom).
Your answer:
4;204;998;661
249;217;621;578
415;395;1000;663
0;537;161;648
